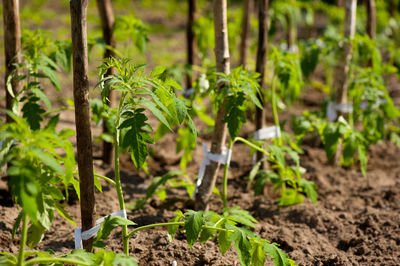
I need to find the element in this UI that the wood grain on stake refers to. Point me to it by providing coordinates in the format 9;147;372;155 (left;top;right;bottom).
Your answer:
186;0;197;89
3;0;22;122
334;0;357;116
194;0;230;211
365;0;376;40
255;0;269;166
70;0;96;251
239;0;253;68
97;0;117;164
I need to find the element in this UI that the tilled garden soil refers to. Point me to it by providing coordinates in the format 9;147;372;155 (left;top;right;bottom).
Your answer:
1;99;400;265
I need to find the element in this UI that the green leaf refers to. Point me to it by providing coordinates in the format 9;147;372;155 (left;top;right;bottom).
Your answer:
173;98;187;124
224;207;257;228
230;228;252;266
277;189;304;206
167;210;184;242
184;210;204;248
56;202;76;226
342;134;357;166
218;228;232;255
139;98;171;131
65;249;95;264
250;239;266;266
99;216;135;240
12;211;23;241
358;145;367;176
22;99;45;130
322;123;340;161
224;93;247;139
27;223;46;248
121;110;154;170
32;148;63;174
39;65;62;91
299;179;317;204
264;242;295;266
31;87;53;111
112;254;139;266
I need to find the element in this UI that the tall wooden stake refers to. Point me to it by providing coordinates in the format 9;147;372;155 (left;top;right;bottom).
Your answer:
285;12;296;51
194;0;230;211
186;0;197;89
365;0;376;40
97;0;116;164
3;0;22;123
70;0;95;252
334;0;357;114
239;0;253;68
255;0;269;166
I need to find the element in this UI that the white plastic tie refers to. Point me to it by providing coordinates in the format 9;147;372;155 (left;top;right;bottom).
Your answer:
183;88;195;98
327;101;353;121
193;144;232;197
253;126;281;141
252;126;280;164
74;209;127;249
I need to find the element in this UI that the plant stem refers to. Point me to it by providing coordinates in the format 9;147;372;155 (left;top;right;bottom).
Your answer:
24;258;90;266
114;93;129;255
94;173;116;187
126;221;235;239
17;212;28;266
127;222;184;238
222;138;233;209
271;75;282;146
234;137;270;156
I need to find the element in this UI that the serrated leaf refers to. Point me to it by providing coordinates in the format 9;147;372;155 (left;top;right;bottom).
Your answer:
218;228;232;255
32;148;63;174
66;249;95;264
299;179;317;204
264;242;295;266
184;210;204;248
224;93;247;139
112;254;139;266
139;98;171;131
250;239;266;266
31;87;53;111
224;207;257;228
174;98;187;124
167;210;184;242
12;211;23;241
27;223;46;248
39;65;62;91
322;123;340;161
230;228;251;266
99;216;135;240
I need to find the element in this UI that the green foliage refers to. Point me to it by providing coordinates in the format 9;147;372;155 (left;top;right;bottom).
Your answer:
216;67;261;140
93;216;136;248
97;58;196;170
166;209;295;266
0;112;76;247
127;171;196;210
114;14;149;54
270;47;304;106
248;141;317;206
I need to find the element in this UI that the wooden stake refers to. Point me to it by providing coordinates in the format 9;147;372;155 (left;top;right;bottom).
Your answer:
365;0;376;40
255;0;269;167
285;12;296;51
239;0;253;68
334;0;357;113
186;0;197;89
332;0;357;165
97;0;116;164
194;0;230;211
70;0;96;252
2;0;22;123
